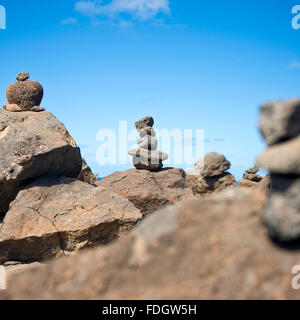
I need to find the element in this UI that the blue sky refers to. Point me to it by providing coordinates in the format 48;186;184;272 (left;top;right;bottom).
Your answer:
1;0;300;179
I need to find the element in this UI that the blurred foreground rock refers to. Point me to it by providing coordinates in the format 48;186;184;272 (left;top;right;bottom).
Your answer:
257;99;300;242
2;188;300;299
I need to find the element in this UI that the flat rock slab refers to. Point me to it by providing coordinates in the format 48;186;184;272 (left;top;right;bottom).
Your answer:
0;177;142;263
98;168;194;215
0;110;82;215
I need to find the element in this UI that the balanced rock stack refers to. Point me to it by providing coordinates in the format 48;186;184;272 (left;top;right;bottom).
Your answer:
0;74;142;264
238;166;263;188
129;116;168;171
257;98;300;242
4;72;45;112
187;152;236;194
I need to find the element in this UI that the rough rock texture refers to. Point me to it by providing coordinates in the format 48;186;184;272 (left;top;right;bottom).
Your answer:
195;152;231;177
6;80;43;111
245;167;259;174
243;173;263;182
3;189;300;300
0;177;142;263
135;116;154;130
0;110;82;215
98;168;194;215
3;103;22;112
78;158;96;185
257;136;300;175
238;179;258;188
259;99;300;146
263;175;300;242
187;172;236;195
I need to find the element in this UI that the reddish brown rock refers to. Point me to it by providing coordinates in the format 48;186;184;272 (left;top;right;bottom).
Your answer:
0;110;82;215
187;172;236;195
3;189;300;300
98;168;194;215
238;179;258;188
0;177;141;264
78;158;97;185
6;79;43;111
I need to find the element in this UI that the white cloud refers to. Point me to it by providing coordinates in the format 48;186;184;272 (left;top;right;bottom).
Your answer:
289;61;300;69
61;17;78;25
75;0;170;22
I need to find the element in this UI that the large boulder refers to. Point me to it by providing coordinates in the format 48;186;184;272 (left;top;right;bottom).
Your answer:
259;99;300;146
0;177;141;263
0;110;82;215
98;168;194;215
3;188;300;299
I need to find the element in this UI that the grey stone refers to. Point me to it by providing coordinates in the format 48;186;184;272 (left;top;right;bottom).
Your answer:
259;99;300;145
263;175;300;242
135;116;154;130
256;136;300;175
195;152;231;177
16;72;30;81
137;136;158;150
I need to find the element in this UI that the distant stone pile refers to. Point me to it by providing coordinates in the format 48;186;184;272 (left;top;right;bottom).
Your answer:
257;98;300;242
238;166;263;188
187;152;236;194
4;72;45;112
128;116;168;171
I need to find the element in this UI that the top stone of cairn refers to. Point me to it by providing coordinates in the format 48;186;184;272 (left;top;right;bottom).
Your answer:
16;72;30;81
135;116;154;131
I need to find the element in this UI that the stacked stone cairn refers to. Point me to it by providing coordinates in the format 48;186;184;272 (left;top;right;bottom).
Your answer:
238;166;263;188
3;72;45;112
186;152;236;194
128;116;168;171
257;98;300;242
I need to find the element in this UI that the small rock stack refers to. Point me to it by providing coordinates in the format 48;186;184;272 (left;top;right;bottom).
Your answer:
238;166;263;188
4;72;45;112
129;116;168;171
187;152;236;195
257;98;300;242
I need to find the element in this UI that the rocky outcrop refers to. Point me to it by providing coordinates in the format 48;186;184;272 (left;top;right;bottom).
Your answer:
187;153;236;195
3;188;300;300
0;110;82;215
129;116;168;171
98;168;194;215
78;158;97;185
0;177;142;263
257;99;300;242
